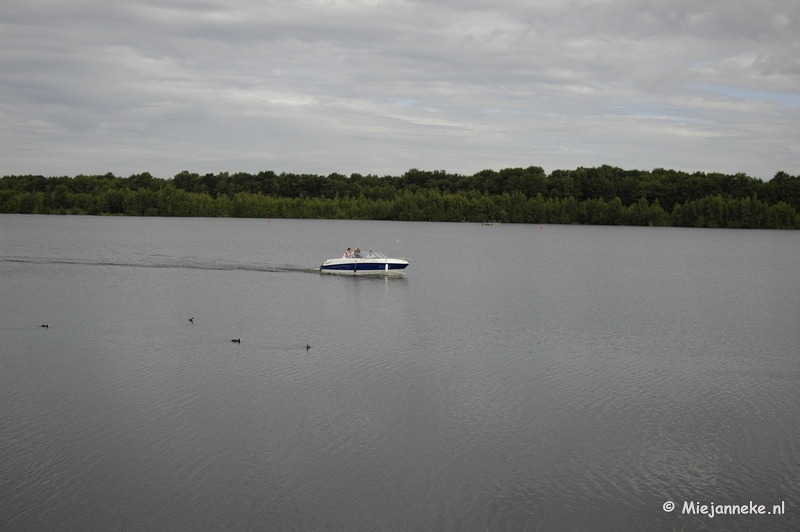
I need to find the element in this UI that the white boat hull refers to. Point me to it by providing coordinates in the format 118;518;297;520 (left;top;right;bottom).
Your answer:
319;256;409;275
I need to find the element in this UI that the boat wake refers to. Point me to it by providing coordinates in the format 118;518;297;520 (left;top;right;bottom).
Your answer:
1;256;320;275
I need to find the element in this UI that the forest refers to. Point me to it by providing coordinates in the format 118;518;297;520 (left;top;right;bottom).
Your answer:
1;166;799;229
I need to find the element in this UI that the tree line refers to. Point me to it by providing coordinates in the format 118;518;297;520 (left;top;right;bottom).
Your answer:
1;166;798;229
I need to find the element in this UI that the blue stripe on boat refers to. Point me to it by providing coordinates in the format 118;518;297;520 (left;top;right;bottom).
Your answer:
320;264;407;271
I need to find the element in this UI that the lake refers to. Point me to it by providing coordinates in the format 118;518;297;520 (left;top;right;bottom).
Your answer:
1;214;798;531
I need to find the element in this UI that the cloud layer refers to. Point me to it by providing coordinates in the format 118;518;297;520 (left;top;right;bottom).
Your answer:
2;0;798;179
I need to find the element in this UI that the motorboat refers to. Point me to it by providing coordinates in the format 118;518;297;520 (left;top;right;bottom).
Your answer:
320;251;409;275
482;221;503;226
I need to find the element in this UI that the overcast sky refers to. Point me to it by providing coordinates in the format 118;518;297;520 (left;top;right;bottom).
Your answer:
1;0;798;180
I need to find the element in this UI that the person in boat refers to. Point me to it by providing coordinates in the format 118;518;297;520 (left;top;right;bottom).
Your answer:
367;250;374;258
353;248;362;258
343;247;352;258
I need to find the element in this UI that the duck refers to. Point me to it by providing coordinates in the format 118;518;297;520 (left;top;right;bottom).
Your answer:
231;339;241;343
189;317;194;323
306;344;311;351
41;324;49;328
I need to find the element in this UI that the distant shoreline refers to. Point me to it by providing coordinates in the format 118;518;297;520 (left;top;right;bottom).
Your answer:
2;166;798;229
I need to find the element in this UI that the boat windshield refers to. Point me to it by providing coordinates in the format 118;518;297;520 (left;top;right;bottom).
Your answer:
351;251;387;259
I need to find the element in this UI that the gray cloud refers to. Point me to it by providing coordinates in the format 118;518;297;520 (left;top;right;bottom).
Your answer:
1;0;798;179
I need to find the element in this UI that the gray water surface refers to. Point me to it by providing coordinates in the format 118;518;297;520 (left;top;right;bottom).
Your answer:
1;215;798;531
